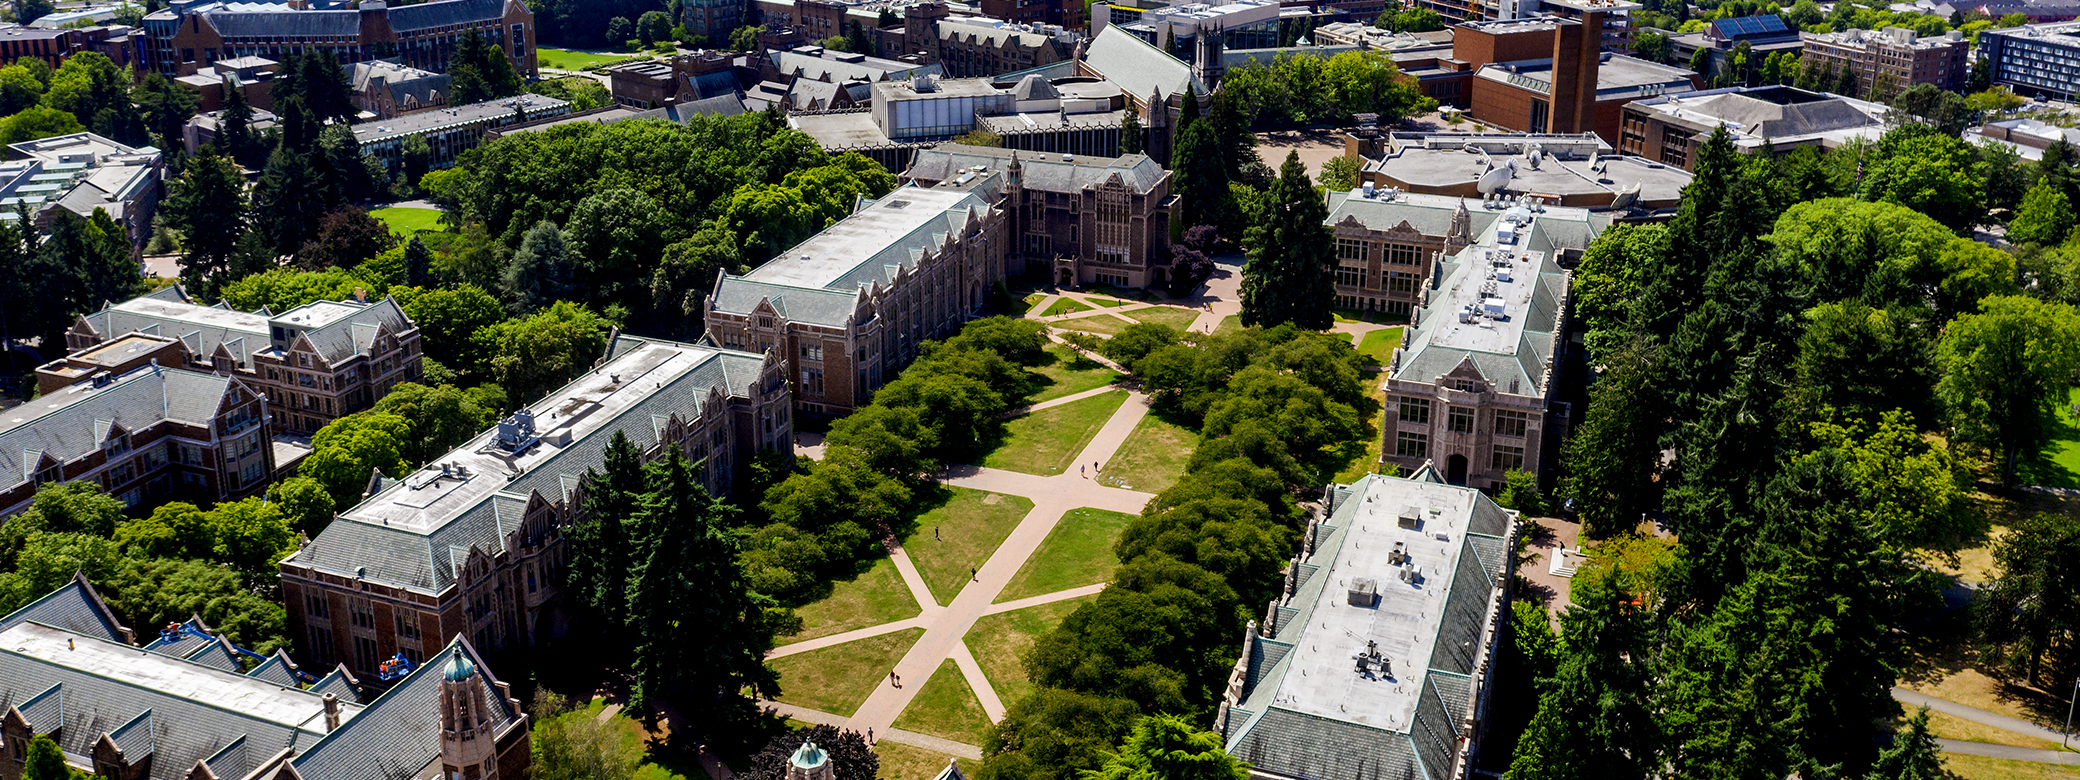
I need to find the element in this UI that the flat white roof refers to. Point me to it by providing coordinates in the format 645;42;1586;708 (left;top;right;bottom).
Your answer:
742;188;980;290
110;296;271;335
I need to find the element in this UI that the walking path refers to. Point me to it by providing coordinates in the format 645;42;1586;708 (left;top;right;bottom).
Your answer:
1891;687;2080;765
1934;738;2080;764
763;390;1161;748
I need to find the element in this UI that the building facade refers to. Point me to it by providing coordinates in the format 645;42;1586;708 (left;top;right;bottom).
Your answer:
0;24;139;71
1617;85;1888;169
1379;197;1604;488
350;58;454;118
0;363;273;517
352;94;571;171
1218;470;1519;780
706;187;1007;417
1323;190;1482;317
0;133;163;252
279;335;789;678
902;144;1175;288
64;286;425;436
0;576;530;780
1797;26;1967;99
143;0;538;80
1981;20;2080;99
874;3;1080;78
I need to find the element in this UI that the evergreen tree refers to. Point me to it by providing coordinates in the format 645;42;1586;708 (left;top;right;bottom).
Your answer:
626;448;778;711
481;41;523;99
297;50;355;125
1120;101;1144;156
1561;338;1668;539
1208;89;1260;184
504;220;575;312
1239;151;1332;330
164;148;249;294
1508;568;1661;780
847;20;872;56
569;431;644;650
1177;85;1200;131
1087;715;1248;780
451;32;495;104
251;145;330;257
218;76;256;164
403;236;434;287
1866;709;1952;780
22;735;68;780
134;73;198;152
1169;121;1235;235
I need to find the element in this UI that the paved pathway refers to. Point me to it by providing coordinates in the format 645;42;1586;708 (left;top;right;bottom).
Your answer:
1186;257;1244;334
762;390;1161;747
999;384;1123;418
1892;687;2072;745
1934;738;2080;764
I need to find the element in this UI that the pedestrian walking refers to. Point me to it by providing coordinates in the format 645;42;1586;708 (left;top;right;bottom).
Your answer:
869;728;875;743
935;526;941;541
1080;464;1086;477
971;566;978;581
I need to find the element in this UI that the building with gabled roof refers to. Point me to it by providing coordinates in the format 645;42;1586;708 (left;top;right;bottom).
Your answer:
901;144;1174;289
705;186;1006;418
55;285;424;435
1218;469;1519;780
278;334;790;678
0;575;529;780
142;0;536;80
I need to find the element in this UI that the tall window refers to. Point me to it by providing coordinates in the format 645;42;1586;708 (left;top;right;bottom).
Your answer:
1095;189;1129;259
1398;397;1431;424
353;635;379;672
350;599;374;629
396;612;421;640
1335;238;1367;262
1336;266;1364;286
1447;406;1475;434
1396;431;1429;458
1660;126;1690;167
306;592;330;619
799;343;823;362
1495;409;1530;437
1492;443;1525;472
1386;244;1420;265
1388;271;1418;293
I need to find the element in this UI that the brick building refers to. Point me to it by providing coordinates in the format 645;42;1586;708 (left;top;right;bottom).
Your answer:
873;3;1080;79
1342;131;1693;212
62;286;424;436
1458;16;1697;143
1798;26;1967;100
605;49;740;108
902;144;1175;288
171;54;279;113
143;0;537;80
706;187;1006;418
278;335;790;678
1618;85;1888;169
349;58;454;118
0;24;140;71
1322;190;1483;318
978;0;1085;29
0;362;272;517
0;576;530;780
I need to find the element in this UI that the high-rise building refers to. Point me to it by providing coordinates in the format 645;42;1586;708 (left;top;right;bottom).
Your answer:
1797;26;1968;100
1980;20;2080;99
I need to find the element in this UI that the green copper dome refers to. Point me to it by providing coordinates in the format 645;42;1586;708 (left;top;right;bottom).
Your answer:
442;649;476;682
789;741;828;770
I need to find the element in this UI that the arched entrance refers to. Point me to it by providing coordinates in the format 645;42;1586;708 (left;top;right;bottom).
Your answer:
1445;454;1468;485
1058;266;1076;286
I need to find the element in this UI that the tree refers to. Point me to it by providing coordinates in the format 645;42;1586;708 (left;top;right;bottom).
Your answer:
475;301;610;404
1781;302;1935;432
2010;178;2075;247
569;431;643;645
626;448;777;710
0;63;45;115
531;693;644;780
1859;129;1983;234
742;726;877;780
217;76;257;164
42;53;142;145
504;220;575;313
1866;709;1952;780
848;20;873;54
0;105;82;145
134;72;198;152
562;187;676;311
301;412;413;507
605;16;634;47
1120;101;1144;156
372;382;498;463
392;283;504;375
105;556;289;652
638;10;673;46
40;208;141;316
730;24;765;52
1935;295;2080;484
266;475;336;535
297;207;396;269
1977;512;2080;686
1496;469;1549;516
251;144;338;257
1239;152;1332;330
1086;715;1247;780
1506;563;1660;780
1634;30;1672;64
1889;83;1969;136
22;735;70;780
1562;338;1665;538
164;149;249;294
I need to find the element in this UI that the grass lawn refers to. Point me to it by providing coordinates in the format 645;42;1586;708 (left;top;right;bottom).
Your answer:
1945;754;2080;780
1102;411;1199;493
769;628;923;718
785;556;921;642
1015;292;1049;315
902;487;1035;604
891;659;991;744
876;739;978;780
997;508;1136;602
982;390;1128;476
543;698;691;779
1127;305;1202;330
1053;313;1141;336
2018;387;2080;488
1041;297;1092;317
966;594;1097;705
1901;667;2069;731
1332;382;1390;483
1081;296;1132;308
369;207;442;237
1356;327;1406;364
1925;710;2067;751
536;46;638;70
1026;345;1121;404
1214;314;1244;334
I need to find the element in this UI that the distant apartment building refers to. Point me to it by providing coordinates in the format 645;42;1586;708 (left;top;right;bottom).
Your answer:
0;132;163;252
1376;195;1605;487
0;362;272;516
1980;20;2080;99
0;23;141;71
902;143;1175;288
171;54;279;112
353;94;571;172
706;187;1006;417
61;286;424;435
142;0;537;80
279;335;789;677
1798;26;1967;99
350;58;454;118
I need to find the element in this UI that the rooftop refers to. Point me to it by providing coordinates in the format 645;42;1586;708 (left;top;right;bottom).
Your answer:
903;144;1167;194
1987;19;2080;39
1801;25;1966;49
1362;133;1693;207
351;95;570;144
791;108;908;149
1476;52;1697;100
1627;85;1888;150
744;188;989;290
1082;25;1204;102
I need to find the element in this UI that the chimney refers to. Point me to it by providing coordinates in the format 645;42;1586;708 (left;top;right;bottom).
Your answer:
323;692;341;730
1548;15;1600;135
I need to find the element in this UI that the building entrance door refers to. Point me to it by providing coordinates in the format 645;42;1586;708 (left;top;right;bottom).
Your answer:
1446;454;1467;485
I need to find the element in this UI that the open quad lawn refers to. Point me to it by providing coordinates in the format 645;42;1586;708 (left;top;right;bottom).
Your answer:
1040;297;1092;317
902;487;1034;604
1332;382;1390;484
890;659;990;744
981;390;1127;476
874;739;978;780
785;556;921;641
536;47;638;70
369;207;442;237
1025;345;1121;404
1101;411;1199;494
1126;305;1201;330
1356;327;1406;364
2017;387;2080;488
1052;312;1139;336
997;507;1136;603
965;594;1097;705
768;628;923;718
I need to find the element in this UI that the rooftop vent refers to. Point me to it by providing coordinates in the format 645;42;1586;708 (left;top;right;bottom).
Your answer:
1397;506;1421;528
1347;578;1378;607
495;409;539;453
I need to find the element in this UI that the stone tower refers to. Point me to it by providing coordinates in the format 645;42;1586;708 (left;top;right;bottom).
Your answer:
786;741;835;780
440;647;500;780
1193;24;1225;90
1447;198;1474;251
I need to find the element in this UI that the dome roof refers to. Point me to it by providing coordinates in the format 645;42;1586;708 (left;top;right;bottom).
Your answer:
790;741;828;770
442;649;476;682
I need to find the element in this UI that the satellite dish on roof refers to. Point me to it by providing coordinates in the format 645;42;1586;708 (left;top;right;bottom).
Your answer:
1477;163;1513;195
1611;181;1641;210
1586;150;1599;169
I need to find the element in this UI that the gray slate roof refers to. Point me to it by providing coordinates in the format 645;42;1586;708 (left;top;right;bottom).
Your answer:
715;188;992;326
350;59;451;107
287;641;520;780
0;574;126;644
0;365;241;495
1083;25;1204;102
201;7;360;37
1326;191;1500;237
904;144;1167;195
387;0;508;31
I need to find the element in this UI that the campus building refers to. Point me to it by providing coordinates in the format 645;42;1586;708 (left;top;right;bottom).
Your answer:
1618;85;1888;168
902;143;1175;288
1797;26;1967;100
872;3;1081;79
278;335;789;678
790;70;1131;172
0;362;272;517
1980;20;2080;99
1321;190;1485;318
60;286;424;436
1343;131;1693;213
349;58;454;119
143;0;538;79
1375;194;1605;488
1456;15;1698;143
0;132;164;252
0;575;530;780
1661;14;1804;81
706;187;1006;417
171;54;280;113
1218;469;1519;780
0;24;141;71
352;94;571;172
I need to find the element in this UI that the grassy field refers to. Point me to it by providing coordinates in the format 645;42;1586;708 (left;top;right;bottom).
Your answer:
1356;327;1406;364
997;507;1136;602
1215;314;1244;334
875;740;977;780
537;698;690;780
966;595;1096;705
1026;345;1121;404
903;487;1034;604
1054;313;1139;336
2018;387;2080;488
369;207;442;237
785;556;920;641
770;628;923;718
891;659;991;744
982;391;1128;475
1015;292;1049;315
1041;297;1093;317
1925;710;2066;750
536;46;638;70
1102;412;1199;493
1945;754;2080;780
1333;383;1390;483
1127;305;1201;330
1085;296;1132;308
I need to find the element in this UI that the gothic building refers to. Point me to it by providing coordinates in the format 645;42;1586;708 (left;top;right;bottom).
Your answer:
901;144;1175;289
